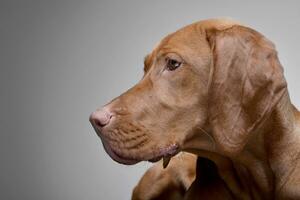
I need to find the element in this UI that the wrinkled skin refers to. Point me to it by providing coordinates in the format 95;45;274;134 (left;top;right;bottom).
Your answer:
90;19;300;199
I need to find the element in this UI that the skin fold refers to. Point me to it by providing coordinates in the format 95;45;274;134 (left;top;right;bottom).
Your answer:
90;18;300;199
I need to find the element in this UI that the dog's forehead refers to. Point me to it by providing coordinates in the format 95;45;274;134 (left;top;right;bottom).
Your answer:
155;18;240;52
195;18;241;31
143;18;241;72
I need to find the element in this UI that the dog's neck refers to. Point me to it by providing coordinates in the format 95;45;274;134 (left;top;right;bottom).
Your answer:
264;92;300;197
183;92;300;199
231;91;300;198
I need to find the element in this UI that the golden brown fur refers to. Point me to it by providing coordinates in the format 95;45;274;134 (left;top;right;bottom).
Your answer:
90;18;300;199
132;153;196;200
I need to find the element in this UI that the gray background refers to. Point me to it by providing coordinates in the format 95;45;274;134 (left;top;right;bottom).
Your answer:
1;1;300;200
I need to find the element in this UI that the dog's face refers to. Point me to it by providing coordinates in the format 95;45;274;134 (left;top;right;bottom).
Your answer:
90;19;287;165
90;24;212;165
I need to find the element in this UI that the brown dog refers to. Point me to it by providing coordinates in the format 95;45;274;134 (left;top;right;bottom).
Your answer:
90;18;300;199
132;153;196;200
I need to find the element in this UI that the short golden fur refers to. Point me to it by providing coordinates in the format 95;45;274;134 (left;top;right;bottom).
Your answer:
90;18;300;199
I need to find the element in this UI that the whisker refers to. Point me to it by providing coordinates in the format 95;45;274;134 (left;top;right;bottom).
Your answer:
198;127;216;150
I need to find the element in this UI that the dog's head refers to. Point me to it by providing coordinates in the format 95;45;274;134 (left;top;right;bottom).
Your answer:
90;19;287;166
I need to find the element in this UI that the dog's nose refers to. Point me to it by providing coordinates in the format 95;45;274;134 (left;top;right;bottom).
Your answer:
89;109;112;128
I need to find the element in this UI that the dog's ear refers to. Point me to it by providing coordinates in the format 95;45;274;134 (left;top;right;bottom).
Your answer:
206;26;287;154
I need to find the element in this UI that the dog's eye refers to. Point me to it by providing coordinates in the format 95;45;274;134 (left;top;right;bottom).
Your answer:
166;58;182;71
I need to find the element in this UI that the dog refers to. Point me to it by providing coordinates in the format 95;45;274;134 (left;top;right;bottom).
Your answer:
132;152;196;200
90;18;300;199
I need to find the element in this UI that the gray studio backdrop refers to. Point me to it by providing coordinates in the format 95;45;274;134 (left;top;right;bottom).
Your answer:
1;1;300;200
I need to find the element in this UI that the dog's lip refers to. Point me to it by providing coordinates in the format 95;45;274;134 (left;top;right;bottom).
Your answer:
102;140;180;165
90;125;139;165
102;139;140;165
148;144;180;163
92;124;180;165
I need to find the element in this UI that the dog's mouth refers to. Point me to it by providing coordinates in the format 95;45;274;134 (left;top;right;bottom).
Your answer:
99;133;179;167
90;118;180;167
101;138;140;165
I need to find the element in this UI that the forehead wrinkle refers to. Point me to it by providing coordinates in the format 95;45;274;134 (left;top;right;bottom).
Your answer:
143;30;194;73
157;45;183;57
156;44;194;67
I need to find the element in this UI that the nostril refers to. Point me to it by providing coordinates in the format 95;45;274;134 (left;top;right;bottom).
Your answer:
89;109;112;128
95;118;104;127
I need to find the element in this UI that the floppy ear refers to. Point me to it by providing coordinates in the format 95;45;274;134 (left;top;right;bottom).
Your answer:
206;26;287;154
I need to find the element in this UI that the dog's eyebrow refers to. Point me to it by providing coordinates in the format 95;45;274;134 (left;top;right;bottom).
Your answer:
143;54;152;73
